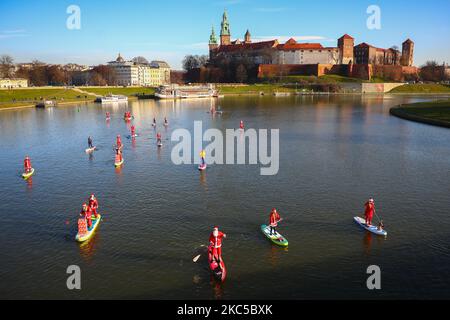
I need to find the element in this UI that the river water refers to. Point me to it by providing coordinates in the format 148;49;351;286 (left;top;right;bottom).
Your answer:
0;95;449;300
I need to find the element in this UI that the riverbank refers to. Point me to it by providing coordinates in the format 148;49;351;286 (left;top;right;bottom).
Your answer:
0;88;94;110
0;86;156;110
390;99;450;128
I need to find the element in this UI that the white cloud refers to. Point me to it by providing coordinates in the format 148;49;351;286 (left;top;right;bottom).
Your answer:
0;29;28;40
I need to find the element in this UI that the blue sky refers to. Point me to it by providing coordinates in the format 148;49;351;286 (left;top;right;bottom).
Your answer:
0;0;449;69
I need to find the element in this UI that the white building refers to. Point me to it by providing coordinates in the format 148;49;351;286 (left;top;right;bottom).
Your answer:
0;78;28;88
108;54;171;86
274;39;340;65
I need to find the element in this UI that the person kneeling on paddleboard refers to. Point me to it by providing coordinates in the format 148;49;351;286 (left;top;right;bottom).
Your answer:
209;227;226;264
269;208;281;236
88;136;94;149
89;194;99;219
364;198;375;226
24;156;32;173
80;203;93;229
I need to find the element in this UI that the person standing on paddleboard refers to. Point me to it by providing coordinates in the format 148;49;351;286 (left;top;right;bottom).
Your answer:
200;150;206;166
364;199;375;226
131;125;136;138
24;156;32;173
209;227;226;263
164;117;169;126
88;136;94;149
269;208;281;235
156;132;162;145
116;135;122;149
89;194;99;219
240;120;245;130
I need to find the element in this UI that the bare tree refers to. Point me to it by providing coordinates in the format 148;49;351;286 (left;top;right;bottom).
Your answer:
0;54;14;78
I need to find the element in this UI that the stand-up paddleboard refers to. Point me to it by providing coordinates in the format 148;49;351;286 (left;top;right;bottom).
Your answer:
198;163;207;171
76;214;102;242
164;123;169;127
22;168;35;180
208;245;226;282
127;134;138;139
85;146;96;153
115;158;124;167
261;224;289;247
354;216;387;236
157;142;163;148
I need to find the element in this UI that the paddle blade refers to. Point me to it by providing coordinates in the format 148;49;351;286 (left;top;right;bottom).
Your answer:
193;254;201;263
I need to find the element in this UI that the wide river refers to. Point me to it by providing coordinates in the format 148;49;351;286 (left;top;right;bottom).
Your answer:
1;95;449;299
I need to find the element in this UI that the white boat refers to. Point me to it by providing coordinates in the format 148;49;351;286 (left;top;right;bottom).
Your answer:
100;95;128;104
155;85;217;100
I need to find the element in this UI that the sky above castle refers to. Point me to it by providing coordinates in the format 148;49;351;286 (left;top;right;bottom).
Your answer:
0;0;449;69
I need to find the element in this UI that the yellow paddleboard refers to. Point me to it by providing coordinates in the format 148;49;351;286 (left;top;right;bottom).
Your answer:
76;214;102;242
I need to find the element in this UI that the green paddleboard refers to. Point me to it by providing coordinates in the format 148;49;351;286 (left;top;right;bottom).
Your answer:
261;224;289;247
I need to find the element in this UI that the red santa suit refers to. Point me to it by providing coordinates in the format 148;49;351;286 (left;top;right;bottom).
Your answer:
209;229;225;260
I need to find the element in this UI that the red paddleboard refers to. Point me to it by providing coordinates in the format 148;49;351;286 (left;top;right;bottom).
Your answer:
208;245;226;282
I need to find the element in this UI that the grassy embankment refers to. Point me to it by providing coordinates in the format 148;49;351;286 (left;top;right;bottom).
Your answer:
218;75;385;95
0;87;157;109
390;99;450;128
0;88;93;109
81;87;156;97
389;83;450;94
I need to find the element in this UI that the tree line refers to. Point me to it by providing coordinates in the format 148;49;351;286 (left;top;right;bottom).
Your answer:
0;54;120;86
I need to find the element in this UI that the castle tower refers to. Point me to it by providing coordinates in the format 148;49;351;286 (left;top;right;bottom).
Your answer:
209;26;219;51
402;39;414;66
220;10;231;46
244;30;251;44
338;34;354;64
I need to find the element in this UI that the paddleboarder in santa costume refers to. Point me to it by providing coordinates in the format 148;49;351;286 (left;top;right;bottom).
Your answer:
89;194;99;219
157;133;162;145
116;135;122;149
240;120;245;130
24;156;32;174
269;208;281;236
209;227;226;263
364;199;375;226
131;125;136;137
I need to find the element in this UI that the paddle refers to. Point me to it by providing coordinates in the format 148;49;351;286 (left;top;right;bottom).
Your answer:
192;245;206;263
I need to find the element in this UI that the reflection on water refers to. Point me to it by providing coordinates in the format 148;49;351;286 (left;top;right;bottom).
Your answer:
79;231;101;263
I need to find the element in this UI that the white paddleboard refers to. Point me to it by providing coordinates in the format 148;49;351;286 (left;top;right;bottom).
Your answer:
354;216;387;236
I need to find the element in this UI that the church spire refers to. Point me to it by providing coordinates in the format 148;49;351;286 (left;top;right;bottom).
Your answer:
220;10;231;45
209;26;218;45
